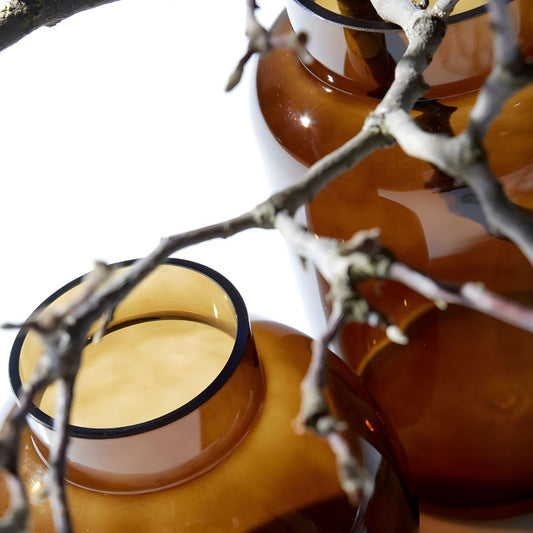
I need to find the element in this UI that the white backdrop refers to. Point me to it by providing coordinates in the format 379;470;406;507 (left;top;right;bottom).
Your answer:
0;0;304;414
0;1;531;531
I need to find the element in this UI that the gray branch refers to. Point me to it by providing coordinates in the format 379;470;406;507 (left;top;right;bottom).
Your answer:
0;0;532;529
0;0;121;51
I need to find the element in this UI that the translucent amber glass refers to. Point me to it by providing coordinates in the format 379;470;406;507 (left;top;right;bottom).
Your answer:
3;261;419;531
255;0;533;517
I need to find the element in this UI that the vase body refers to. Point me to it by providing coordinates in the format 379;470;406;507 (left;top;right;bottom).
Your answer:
253;0;533;517
2;259;419;532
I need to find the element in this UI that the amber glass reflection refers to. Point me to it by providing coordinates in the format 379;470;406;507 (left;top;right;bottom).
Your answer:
255;0;533;517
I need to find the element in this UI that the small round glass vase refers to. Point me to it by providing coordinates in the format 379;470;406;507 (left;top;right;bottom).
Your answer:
252;0;533;520
3;259;419;532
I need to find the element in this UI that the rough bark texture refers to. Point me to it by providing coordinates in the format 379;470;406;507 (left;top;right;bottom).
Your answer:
0;0;120;51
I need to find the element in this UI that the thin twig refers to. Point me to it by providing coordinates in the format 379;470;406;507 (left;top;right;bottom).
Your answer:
467;0;533;142
1;0;532;528
296;306;374;505
378;0;533;262
225;0;308;91
0;0;121;51
47;378;75;533
389;262;533;331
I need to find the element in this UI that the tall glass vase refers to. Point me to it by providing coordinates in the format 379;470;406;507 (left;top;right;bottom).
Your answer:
253;0;533;519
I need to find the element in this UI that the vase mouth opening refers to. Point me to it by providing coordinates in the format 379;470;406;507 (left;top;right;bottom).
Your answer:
293;0;495;33
9;258;251;441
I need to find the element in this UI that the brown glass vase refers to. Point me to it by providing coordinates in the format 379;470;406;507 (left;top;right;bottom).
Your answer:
2;259;419;532
253;0;533;519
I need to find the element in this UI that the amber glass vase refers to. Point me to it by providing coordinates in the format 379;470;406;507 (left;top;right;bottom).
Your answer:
253;0;533;519
3;259;419;532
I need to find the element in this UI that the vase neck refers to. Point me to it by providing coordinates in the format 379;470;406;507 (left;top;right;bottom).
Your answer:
30;327;265;494
287;0;530;100
15;260;266;494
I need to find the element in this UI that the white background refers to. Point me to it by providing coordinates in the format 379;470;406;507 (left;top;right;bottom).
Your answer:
0;1;531;531
0;0;305;413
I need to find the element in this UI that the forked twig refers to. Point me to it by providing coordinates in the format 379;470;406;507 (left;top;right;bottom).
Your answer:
0;0;532;528
225;0;309;91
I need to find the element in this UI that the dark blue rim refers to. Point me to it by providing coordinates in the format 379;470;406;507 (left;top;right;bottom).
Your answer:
9;258;250;439
294;0;508;33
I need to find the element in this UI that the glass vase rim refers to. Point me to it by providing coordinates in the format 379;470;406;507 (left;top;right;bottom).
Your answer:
293;0;511;33
9;258;251;440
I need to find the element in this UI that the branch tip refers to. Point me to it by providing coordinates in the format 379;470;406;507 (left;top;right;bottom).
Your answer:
386;324;409;345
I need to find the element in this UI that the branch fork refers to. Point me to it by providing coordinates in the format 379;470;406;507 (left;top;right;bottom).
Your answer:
1;0;533;529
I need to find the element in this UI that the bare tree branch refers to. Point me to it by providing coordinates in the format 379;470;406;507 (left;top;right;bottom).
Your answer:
467;0;533;142
389;262;533;332
276;213;533;338
0;0;121;51
377;0;533;261
1;0;533;529
226;0;309;91
47;378;75;533
275;209;533;504
294;304;374;506
266;127;394;217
